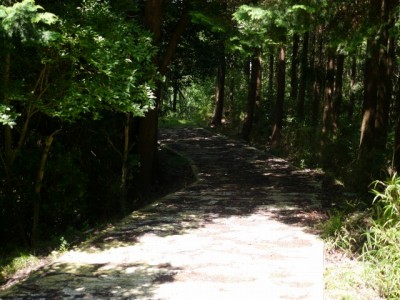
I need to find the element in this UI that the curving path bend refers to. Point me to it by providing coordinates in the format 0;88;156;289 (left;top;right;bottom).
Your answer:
0;127;324;299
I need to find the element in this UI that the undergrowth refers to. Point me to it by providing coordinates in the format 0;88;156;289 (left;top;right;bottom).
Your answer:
323;173;400;299
0;235;70;286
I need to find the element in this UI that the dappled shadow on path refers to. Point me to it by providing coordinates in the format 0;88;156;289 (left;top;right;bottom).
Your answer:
0;127;324;299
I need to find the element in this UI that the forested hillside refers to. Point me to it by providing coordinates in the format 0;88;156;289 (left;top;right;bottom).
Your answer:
1;0;399;268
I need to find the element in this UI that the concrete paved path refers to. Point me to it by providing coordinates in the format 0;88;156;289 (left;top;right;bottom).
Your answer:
0;128;324;299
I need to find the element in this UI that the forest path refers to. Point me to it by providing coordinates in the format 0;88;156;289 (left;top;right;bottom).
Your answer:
0;127;324;299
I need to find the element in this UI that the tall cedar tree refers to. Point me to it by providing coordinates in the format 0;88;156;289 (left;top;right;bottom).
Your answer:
358;0;395;182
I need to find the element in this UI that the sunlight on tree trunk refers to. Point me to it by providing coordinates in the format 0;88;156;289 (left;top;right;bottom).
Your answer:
211;47;226;126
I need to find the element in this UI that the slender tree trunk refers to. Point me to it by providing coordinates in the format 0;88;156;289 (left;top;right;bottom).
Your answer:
290;33;299;103
268;52;274;101
120;113;131;215
375;23;395;153
333;54;345;133
271;45;286;148
311;28;323;128
32;131;59;246
321;49;335;143
172;80;178;112
242;49;262;140
211;47;226;126
254;51;263;125
3;53;13;172
348;56;357;121
393;58;400;173
393;104;400;173
227;70;235;119
297;32;309;122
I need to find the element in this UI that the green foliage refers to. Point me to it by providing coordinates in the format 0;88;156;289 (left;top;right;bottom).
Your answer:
362;223;400;298
230;2;317;54
231;4;281;53
1;0;156;122
0;0;58;46
0;252;39;283
173;78;214;121
360;174;400;298
45;0;157;120
190;10;227;33
321;207;367;254
56;236;70;253
0;0;159;247
370;174;400;227
0;104;19;127
323;175;400;298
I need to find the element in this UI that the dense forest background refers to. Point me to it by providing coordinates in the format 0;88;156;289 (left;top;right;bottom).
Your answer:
1;0;399;253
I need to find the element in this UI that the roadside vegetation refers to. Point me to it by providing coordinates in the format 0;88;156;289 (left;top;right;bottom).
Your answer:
322;174;400;299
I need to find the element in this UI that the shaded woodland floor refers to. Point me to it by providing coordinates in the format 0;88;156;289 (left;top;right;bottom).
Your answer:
0;127;327;299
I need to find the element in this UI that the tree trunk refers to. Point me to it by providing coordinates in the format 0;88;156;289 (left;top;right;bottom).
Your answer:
138;0;163;190
333;54;345;133
348;56;357;121
290;33;299;104
138;104;159;190
358;0;393;181
358;37;379;168
267;52;274;101
139;0;188;190
120;113;131;215
32;131;59;246
311;28;323;128
242;49;262;140
393;115;400;173
375;22;395;153
211;48;226;126
172;80;178;112
2;53;13;171
297;32;309;122
321;49;335;143
271;45;286;148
